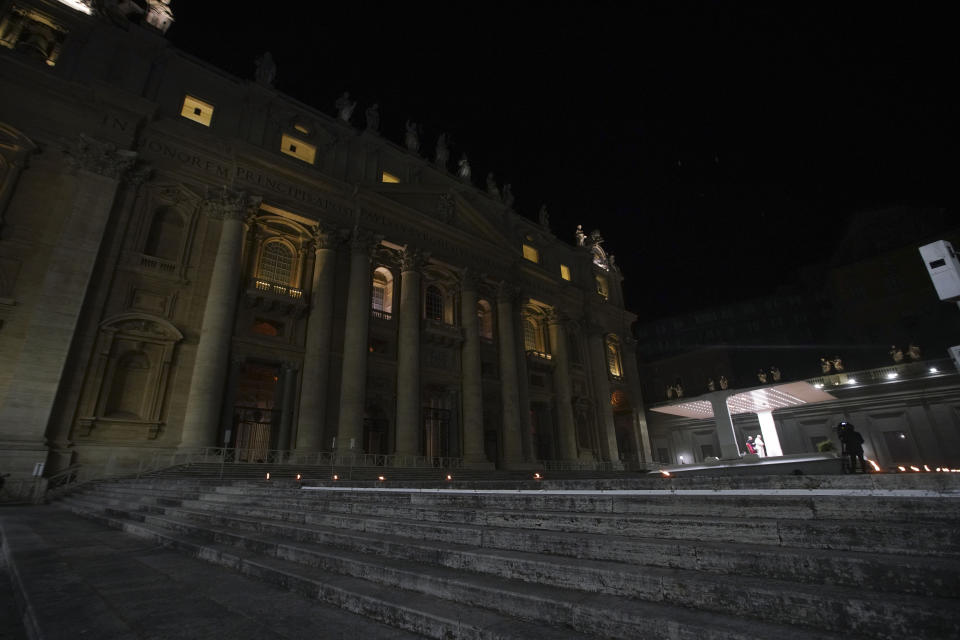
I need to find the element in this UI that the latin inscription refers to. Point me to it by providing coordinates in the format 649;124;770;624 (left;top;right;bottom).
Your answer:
139;136;504;276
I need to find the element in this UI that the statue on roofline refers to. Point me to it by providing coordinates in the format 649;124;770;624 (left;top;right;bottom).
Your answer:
575;224;586;246
335;92;356;123
405;120;420;153
254;52;276;87
435;133;449;169
365;103;380;133
457;154;471;181
486;172;500;199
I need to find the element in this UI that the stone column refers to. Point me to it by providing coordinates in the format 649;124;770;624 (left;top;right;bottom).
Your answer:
547;311;578;461
218;356;243;446
276;362;298;453
460;269;490;467
180;188;260;449
622;336;653;463
335;229;381;454
587;327;622;467
395;247;428;456
295;226;341;451
496;283;524;465
709;392;742;460
0;135;135;476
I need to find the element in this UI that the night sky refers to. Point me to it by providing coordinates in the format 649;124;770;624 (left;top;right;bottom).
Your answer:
165;3;957;321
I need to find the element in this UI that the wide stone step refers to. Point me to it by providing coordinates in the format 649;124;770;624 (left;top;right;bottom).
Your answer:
56;497;848;640
168;487;960;557
130;495;960;599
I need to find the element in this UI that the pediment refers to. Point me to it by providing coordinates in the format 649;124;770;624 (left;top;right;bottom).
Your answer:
372;187;509;247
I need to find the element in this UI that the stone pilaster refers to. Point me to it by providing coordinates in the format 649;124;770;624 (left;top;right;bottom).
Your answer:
496;282;524;465
460;269;490;467
335;229;382;454
709;392;742;460
295;226;342;451
180;188;261;449
394;247;429;456
586;324;622;467
622;335;653;463
547;310;578;461
0;135;135;476
276;362;298;453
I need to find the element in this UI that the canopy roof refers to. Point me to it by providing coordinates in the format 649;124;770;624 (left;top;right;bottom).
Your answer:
651;382;836;419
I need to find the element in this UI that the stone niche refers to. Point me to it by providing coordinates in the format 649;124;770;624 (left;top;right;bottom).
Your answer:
74;312;183;442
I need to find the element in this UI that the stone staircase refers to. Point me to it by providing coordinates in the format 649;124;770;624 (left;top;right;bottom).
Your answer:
36;473;960;638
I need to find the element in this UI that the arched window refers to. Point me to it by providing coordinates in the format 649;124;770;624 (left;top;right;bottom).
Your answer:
371;267;394;317
425;285;443;321
606;335;623;378
144;207;183;261
477;299;493;340
258;241;293;284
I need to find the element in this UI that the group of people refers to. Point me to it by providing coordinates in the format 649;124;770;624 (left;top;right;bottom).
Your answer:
744;434;766;456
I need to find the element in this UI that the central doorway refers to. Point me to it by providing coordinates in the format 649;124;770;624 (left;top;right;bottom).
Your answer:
233;362;280;462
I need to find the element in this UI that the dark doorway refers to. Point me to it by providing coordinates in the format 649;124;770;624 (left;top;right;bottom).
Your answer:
233;362;280;461
423;407;451;460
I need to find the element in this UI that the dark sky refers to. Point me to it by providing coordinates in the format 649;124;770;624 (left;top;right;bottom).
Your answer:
165;3;957;321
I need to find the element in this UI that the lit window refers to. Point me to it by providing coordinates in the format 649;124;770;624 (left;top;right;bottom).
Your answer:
280;134;316;164
596;274;609;301
425;285;443;321
381;171;400;183
522;244;539;263
606;335;623;378
180;95;214;127
258;242;293;284
560;264;571;281
293;123;311;135
371;267;394;317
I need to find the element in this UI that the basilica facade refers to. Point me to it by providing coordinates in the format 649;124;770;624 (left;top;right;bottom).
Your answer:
0;0;651;479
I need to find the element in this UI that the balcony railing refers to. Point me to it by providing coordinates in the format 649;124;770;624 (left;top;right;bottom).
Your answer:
252;278;302;299
371;308;393;321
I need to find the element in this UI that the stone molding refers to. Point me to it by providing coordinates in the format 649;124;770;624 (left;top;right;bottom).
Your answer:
311;224;348;251
348;228;383;255
496;281;520;304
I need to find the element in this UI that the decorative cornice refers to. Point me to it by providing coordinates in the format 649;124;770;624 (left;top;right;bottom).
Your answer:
67;134;137;179
311;224;348;251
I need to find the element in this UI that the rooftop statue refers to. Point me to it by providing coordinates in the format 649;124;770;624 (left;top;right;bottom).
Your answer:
435;133;449;170
907;343;921;361
575;224;586;246
365;103;380;133
457;154;471;181
719;375;729;390
405;120;420;153
335;92;356;123
890;345;904;363
539;204;550;228
486;172;500;199
502;184;515;208
254;52;276;87
770;366;781;381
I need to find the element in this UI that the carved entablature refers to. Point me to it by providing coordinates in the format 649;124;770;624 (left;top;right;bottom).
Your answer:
66;134;137;179
349;228;384;255
437;192;456;224
311;223;349;252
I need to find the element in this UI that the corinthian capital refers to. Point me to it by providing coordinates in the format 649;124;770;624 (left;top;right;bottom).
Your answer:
400;247;431;272
348;228;384;255
67;134;137;179
202;187;261;221
311;224;348;251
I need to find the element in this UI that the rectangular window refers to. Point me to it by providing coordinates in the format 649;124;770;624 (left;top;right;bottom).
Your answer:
522;244;540;263
280;134;316;164
381;171;400;183
180;95;214;127
560;264;571;281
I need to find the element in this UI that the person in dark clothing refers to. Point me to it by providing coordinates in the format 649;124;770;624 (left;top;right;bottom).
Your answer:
837;422;867;473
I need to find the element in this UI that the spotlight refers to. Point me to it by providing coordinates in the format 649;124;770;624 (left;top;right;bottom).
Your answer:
533;473;542;480
660;470;671;477
296;473;302;481
378;475;385;481
332;474;339;481
265;472;270;480
445;474;452;481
